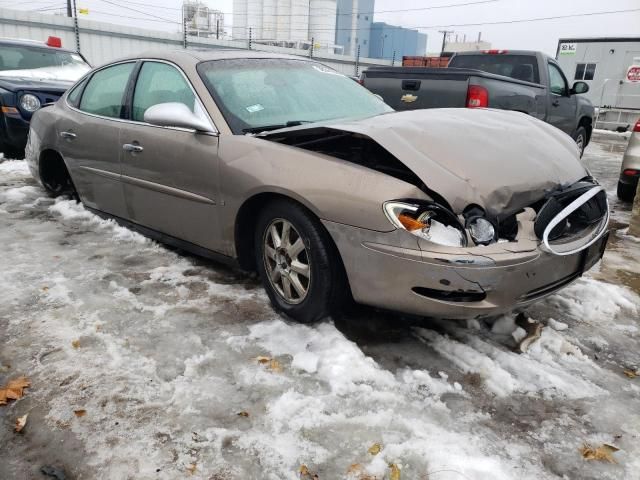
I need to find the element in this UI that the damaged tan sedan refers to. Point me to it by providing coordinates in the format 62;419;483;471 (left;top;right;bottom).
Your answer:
25;50;610;323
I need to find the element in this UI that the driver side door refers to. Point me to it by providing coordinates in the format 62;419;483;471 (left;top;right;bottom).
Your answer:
546;61;577;135
119;60;222;252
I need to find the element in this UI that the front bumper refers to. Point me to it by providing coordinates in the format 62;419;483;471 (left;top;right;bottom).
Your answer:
324;220;607;320
0;111;30;150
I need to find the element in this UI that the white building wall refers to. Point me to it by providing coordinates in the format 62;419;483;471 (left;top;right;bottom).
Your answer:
275;0;291;41
247;0;264;39
232;0;248;40
309;0;337;47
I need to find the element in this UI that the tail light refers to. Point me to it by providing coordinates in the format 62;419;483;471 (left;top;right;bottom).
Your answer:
466;85;489;108
633;120;640;132
623;169;639;177
46;36;62;48
481;49;508;54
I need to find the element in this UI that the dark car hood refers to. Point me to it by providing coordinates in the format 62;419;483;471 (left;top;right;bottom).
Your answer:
265;108;588;216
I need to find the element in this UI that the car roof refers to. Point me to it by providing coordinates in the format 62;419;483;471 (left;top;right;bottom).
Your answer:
115;48;315;66
0;37;76;54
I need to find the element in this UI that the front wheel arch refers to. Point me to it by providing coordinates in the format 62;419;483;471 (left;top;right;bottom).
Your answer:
39;149;76;197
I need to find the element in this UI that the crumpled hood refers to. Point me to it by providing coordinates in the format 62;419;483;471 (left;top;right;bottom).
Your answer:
322;108;588;216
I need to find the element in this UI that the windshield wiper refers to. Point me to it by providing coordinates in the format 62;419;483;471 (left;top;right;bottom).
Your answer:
242;120;312;134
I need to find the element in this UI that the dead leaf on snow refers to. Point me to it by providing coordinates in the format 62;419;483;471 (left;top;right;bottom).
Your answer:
14;413;28;433
42;286;49;292
580;443;620;463
268;359;283;373
255;356;271;364
623;369;638;378
389;463;401;480
237;411;249;417
74;409;87;417
0;376;30;406
186;463;197;475
368;443;382;455
299;464;319;479
71;339;80;349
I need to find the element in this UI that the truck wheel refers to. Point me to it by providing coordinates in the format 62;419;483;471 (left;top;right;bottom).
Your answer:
254;199;346;323
574;126;587;158
617;181;636;203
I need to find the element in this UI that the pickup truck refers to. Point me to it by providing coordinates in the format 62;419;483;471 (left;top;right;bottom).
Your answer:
360;50;594;156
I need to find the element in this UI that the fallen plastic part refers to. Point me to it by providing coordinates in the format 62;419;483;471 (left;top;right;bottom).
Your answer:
514;313;543;353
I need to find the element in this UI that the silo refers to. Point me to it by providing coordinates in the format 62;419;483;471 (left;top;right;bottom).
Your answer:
290;0;310;42
309;0;337;50
247;0;264;40
262;0;276;40
276;0;292;42
232;0;248;40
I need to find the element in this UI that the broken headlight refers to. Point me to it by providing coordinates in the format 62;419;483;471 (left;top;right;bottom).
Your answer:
384;201;468;247
464;207;497;245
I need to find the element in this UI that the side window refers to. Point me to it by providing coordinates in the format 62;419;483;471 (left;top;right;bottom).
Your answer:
67;77;87;108
574;62;596;80
79;62;135;118
548;62;567;96
132;62;196;122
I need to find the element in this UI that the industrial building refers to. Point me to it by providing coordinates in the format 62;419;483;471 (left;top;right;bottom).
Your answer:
368;22;426;61
556;37;640;131
232;0;340;53
334;0;374;57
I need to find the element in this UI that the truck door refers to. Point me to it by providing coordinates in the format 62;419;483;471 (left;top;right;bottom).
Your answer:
546;61;577;136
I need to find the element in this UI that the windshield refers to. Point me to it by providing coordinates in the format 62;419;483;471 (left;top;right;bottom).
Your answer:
197;58;392;134
0;45;90;80
449;54;540;84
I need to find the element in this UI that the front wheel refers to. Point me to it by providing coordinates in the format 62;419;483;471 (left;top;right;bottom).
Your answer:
574;126;587;158
617;180;637;203
254;199;346;323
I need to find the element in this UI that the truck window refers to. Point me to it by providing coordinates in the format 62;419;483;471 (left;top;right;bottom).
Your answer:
548;62;568;96
448;54;540;84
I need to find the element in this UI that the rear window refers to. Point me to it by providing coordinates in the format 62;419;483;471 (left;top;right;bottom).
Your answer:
449;54;540;84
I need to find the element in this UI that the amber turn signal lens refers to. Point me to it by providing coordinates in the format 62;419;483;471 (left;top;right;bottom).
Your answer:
1;106;19;114
398;213;427;231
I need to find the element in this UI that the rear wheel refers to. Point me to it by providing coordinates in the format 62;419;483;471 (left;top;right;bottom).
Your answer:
254;199;346;323
574;126;587;158
617;180;637;203
40;152;77;198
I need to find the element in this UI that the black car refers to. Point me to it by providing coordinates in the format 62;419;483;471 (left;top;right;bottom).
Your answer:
0;37;90;158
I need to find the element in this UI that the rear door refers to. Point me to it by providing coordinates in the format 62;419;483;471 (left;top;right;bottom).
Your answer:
119;60;221;251
546;61;577;135
56;61;135;218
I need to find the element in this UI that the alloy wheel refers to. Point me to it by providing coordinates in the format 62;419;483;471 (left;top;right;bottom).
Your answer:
263;218;311;304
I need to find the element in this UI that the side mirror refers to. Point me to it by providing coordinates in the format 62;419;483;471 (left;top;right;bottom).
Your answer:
571;81;589;95
144;102;215;133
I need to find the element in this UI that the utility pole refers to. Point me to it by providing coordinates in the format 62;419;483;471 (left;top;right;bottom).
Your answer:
216;19;220;40
71;0;80;53
66;0;72;17
439;30;453;55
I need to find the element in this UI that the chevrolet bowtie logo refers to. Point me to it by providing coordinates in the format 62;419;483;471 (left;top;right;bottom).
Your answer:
401;94;418;103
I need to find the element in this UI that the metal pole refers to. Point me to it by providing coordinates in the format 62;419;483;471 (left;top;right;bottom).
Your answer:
71;0;80;53
439;30;451;55
391;51;396;67
216;19;220;40
248;27;252;50
183;16;188;48
310;37;314;58
66;0;72;17
355;44;360;77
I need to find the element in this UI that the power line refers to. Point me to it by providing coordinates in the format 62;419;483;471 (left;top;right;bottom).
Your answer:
96;0;178;24
91;0;500;17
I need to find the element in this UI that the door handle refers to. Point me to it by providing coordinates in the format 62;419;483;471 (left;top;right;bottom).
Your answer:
122;143;144;153
60;131;76;139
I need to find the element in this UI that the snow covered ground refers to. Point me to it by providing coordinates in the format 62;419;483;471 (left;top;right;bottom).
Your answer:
1;133;639;480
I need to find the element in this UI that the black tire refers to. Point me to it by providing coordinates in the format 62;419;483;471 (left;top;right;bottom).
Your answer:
574;126;587;158
254;199;347;323
617;180;637;203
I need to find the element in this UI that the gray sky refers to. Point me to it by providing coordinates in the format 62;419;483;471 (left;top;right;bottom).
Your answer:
5;0;640;56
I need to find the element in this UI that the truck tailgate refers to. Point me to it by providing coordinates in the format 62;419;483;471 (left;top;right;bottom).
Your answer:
363;69;471;110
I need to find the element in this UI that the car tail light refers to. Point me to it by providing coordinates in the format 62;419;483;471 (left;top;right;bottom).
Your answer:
46;36;62;48
623;169;639;176
633;120;640;132
466;85;489;108
481;49;508;54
